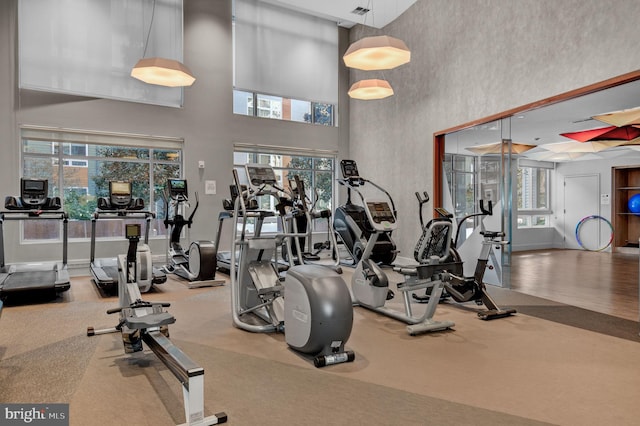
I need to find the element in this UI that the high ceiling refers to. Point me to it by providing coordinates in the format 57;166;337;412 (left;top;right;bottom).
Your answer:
261;1;640;164
261;0;417;28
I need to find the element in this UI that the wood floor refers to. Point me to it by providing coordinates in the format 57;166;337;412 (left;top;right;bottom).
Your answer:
509;248;639;321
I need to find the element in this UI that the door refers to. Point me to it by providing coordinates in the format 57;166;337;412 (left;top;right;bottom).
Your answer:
564;174;600;250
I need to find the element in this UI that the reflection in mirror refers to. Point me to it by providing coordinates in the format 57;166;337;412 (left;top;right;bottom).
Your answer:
439;74;640;321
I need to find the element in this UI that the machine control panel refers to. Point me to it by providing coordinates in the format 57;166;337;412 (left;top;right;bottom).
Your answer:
245;163;277;187
340;159;360;178
167;179;188;200
21;178;48;206
109;181;133;208
364;200;397;231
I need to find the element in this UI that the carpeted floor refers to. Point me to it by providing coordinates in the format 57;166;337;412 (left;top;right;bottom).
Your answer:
1;271;640;425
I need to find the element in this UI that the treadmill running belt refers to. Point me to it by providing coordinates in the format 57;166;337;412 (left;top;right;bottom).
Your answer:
101;265;119;282
2;271;58;292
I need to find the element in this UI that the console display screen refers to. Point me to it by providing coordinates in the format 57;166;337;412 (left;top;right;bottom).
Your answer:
125;223;140;239
110;181;131;195
23;179;45;192
340;160;359;178
366;202;395;224
168;179;188;195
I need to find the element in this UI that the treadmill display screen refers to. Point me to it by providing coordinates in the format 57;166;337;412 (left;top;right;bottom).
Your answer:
21;178;48;205
110;181;131;195
23;180;45;193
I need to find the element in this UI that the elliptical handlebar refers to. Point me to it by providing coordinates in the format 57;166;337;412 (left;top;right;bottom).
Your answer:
186;192;199;227
415;191;430;229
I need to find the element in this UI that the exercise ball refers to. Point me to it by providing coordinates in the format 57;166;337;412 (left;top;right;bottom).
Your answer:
628;193;640;215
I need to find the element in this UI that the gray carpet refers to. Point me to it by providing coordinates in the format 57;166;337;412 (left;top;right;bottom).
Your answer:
2;276;639;425
511;304;640;343
173;340;554;426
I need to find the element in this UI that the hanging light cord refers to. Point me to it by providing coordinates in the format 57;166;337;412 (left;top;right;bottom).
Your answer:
142;0;156;58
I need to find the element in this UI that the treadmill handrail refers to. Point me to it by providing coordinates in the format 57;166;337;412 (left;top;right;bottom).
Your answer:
92;210;155;220
0;210;68;220
0;210;68;268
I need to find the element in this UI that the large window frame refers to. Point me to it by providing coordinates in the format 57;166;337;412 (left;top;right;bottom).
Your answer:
232;146;337;234
233;89;336;127
20;127;183;242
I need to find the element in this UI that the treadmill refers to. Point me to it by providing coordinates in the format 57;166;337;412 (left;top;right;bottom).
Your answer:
90;181;166;294
0;178;71;301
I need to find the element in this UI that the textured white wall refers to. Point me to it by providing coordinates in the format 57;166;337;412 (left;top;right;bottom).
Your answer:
347;0;640;259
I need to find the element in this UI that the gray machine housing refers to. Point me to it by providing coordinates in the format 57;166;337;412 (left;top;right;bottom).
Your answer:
230;164;355;367
283;264;353;356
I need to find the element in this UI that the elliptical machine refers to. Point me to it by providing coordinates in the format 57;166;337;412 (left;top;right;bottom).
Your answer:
283;174;342;273
333;159;397;265
412;196;517;320
230;163;355;368
162;179;224;288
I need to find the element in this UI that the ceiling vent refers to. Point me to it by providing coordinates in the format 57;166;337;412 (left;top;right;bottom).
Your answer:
351;6;370;15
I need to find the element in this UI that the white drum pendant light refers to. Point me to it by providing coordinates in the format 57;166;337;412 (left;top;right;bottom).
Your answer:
343;35;411;71
131;0;195;87
348;79;394;100
131;57;195;87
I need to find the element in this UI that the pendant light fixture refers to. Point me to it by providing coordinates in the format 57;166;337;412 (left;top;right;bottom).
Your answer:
348;79;394;100
131;0;195;87
344;2;410;100
343;35;411;71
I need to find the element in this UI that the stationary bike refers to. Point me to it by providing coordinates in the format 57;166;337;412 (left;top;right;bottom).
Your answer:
162;179;224;288
333;159;397;265
412;196;516;320
87;223;227;425
230;163;355;367
349;195;455;335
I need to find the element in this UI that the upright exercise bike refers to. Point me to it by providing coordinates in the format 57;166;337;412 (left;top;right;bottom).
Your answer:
163;179;224;288
230;163;355;367
412;196;517;320
333;159;397;265
88;223;227;425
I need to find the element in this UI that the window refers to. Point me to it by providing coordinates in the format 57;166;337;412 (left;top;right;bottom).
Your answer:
517;161;552;228
21;127;183;241
233;89;336;127
444;153;476;219
233;149;336;233
257;94;282;119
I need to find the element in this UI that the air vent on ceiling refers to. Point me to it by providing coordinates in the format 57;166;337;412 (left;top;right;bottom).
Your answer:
351;6;370;15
